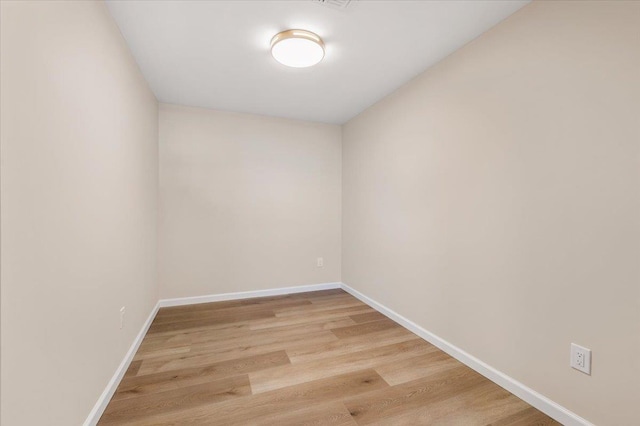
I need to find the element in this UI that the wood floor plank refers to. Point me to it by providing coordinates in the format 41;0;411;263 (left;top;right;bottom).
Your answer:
287;326;416;364
140;318;351;361
99;289;560;425
112;350;289;401
243;369;388;425
147;309;276;334
250;339;435;393
133;345;191;361
139;314;352;354
374;349;459;386
130;369;386;425
422;382;532;425
307;293;365;305
330;318;398;339
349;311;388;324
137;322;251;349
144;314;353;349
487;406;562;426
123;360;142;379
343;364;488;424
249;305;374;331
98;375;251;424
355;379;533;425
156;294;314;316
154;298;312;325
251;401;358;426
274;299;367;317
137;330;337;375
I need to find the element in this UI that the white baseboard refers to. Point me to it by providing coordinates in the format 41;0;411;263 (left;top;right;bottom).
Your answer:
83;301;160;426
158;282;342;308
339;282;593;426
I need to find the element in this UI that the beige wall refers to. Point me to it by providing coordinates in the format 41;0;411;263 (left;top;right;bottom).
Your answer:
0;2;158;425
342;1;640;425
159;104;341;298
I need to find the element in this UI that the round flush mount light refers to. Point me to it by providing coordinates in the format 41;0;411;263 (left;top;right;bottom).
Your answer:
270;29;325;68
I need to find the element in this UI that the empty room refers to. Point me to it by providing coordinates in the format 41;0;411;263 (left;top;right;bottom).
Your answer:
1;0;638;425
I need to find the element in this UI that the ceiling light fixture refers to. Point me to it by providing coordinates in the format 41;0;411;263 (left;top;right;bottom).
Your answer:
270;29;325;68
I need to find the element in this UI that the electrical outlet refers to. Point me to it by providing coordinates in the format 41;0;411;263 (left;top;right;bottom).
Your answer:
316;257;324;267
120;306;126;329
570;343;591;375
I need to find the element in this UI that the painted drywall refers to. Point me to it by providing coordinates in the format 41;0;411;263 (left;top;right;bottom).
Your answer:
0;1;158;425
342;1;640;425
159;104;341;298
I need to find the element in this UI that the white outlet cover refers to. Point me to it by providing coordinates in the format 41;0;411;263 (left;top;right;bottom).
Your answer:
570;343;591;375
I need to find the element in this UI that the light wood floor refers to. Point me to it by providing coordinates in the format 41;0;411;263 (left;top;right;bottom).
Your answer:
99;289;560;425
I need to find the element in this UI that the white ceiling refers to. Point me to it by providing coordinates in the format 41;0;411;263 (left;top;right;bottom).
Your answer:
106;0;529;124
